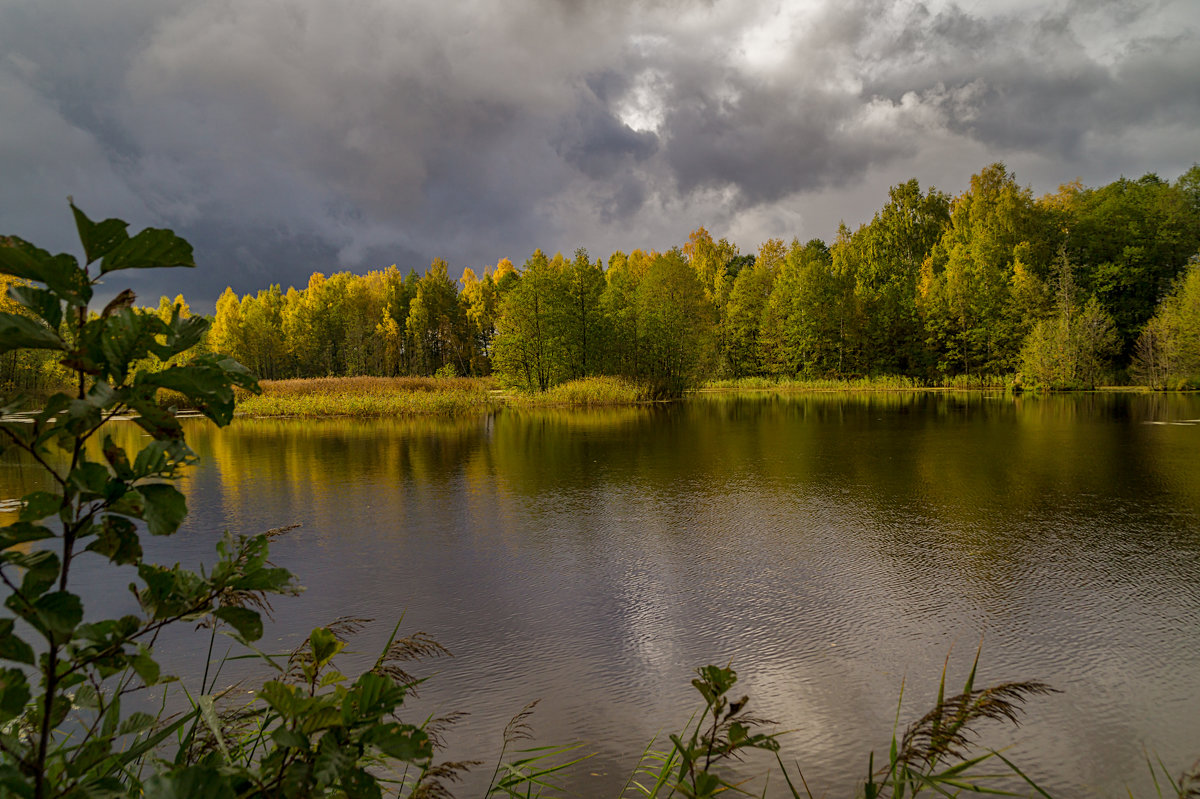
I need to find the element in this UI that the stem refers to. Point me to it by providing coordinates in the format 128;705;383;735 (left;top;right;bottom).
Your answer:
32;647;59;799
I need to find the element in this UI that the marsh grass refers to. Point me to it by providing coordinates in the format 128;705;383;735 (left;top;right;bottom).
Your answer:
702;375;925;391
701;374;1015;392
235;375;498;417
507;376;656;407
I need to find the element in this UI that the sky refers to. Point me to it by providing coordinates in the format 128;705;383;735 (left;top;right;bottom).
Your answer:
1;0;1198;310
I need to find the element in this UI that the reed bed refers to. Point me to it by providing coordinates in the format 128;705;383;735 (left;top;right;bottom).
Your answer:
701;373;1014;392
701;374;926;391
235;375;497;417
507;376;656;407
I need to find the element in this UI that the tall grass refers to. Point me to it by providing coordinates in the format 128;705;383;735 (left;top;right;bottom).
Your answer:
701;374;926;391
506;376;656;407
235;375;497;417
700;373;1014;392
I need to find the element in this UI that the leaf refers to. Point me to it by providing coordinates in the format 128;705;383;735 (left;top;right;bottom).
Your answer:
139;483;187;536
0;311;64;355
0;235;91;304
18;491;62;522
130;648;161;686
0;619;34;664
5;548;60;597
68;461;110;499
152;314;210;360
102;435;132;480
143;766;234;799
86;515;143;565
70;201;130;265
198;695;232;762
32;590;83;641
8;283;63;329
214;606;263;643
99;309;162;382
115;711;157;739
258;681;306;719
66;738;114;778
271;727;310;750
0;668;31;721
310;627;345;671
366;722;431;763
125;394;184;440
99;228;195;274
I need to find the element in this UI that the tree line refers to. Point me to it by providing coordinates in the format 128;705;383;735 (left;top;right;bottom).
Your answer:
6;162;1197;397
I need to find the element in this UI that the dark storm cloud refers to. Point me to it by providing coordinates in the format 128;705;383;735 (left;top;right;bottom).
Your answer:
0;0;1196;306
858;1;1200;157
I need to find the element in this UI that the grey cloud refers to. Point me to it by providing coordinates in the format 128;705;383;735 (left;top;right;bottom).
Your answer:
0;0;1196;306
553;88;658;181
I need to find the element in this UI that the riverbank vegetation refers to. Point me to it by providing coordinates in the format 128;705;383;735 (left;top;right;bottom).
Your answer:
201;162;1199;396
7;163;1198;404
236;375;497;417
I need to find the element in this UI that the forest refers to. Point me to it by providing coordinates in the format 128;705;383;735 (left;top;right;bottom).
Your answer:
5;162;1199;396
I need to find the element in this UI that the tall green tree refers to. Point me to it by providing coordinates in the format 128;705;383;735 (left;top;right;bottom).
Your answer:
1019;250;1119;388
1065;172;1200;356
720;240;781;377
919;163;1053;377
635;250;715;394
562;248;608;379
406;259;464;375
492;250;569;391
1131;258;1200;388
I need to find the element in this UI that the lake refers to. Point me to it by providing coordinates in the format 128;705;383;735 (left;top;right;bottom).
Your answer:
3;391;1199;797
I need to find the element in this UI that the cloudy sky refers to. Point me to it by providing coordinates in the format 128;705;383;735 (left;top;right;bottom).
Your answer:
2;0;1198;309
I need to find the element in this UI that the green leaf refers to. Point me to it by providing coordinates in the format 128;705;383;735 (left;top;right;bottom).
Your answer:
271;727;310;750
102;435;132;479
0;521;55;550
32;590;83;641
0;312;64;355
130;647;161;686
365;722;431;763
99;309;163;382
139;483;187;536
66;738;113;778
197;695;232;762
310;627;345;670
0;235;91;304
143;766;234;799
69;461;110;499
154;314;210;360
258;681;306;719
8;284;63;329
0;619;34;664
70;202;130;265
18;491;62;522
230;566;294;594
5;548;60;597
0;667;31;721
120;387;183;440
86;515;142;565
214;606;263;643
99;228;195;274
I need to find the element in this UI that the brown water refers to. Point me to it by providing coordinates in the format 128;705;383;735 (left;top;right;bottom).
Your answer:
3;391;1199;797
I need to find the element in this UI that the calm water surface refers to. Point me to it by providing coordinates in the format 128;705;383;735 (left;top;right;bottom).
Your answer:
3;391;1199;797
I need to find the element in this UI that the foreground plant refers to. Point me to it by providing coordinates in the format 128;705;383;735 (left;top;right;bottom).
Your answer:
0;205;435;798
625;664;781;799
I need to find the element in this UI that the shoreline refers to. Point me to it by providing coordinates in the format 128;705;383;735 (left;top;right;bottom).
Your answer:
225;375;1181;419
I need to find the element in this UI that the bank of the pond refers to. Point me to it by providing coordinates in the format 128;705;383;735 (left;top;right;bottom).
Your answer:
229;373;1180;417
233;375;664;417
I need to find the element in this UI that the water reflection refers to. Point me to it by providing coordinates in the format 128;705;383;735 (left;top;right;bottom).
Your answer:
2;392;1198;797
